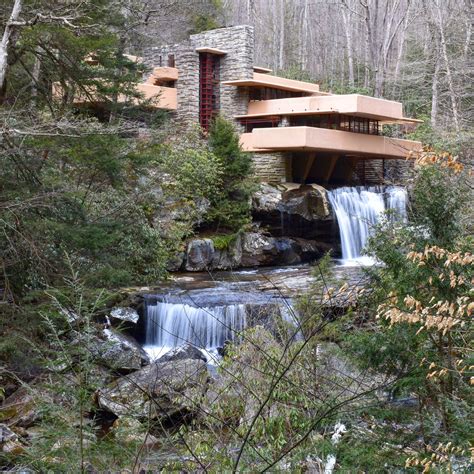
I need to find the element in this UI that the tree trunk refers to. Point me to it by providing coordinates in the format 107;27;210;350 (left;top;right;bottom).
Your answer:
341;4;355;87
433;0;461;132
0;0;23;102
31;46;42;106
431;54;440;127
278;0;285;70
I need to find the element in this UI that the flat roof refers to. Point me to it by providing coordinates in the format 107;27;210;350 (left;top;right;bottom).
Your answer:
234;94;423;124
253;66;273;74
223;72;326;94
195;47;227;55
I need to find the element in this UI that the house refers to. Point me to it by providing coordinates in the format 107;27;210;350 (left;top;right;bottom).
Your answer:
57;25;423;185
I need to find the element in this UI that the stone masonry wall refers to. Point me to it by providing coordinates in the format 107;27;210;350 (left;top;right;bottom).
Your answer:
144;26;289;183
252;153;290;183
384;159;414;184
143;26;254;127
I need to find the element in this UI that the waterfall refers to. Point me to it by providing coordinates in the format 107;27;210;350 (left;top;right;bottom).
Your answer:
327;186;407;264
143;298;247;360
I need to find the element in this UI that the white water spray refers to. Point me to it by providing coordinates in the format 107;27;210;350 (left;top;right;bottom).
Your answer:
143;300;247;360
328;186;407;264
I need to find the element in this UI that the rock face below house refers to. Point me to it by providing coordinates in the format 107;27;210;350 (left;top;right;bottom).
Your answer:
252;183;339;243
174;183;340;272
181;232;330;271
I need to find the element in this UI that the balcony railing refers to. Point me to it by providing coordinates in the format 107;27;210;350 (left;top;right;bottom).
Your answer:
52;81;177;110
240;126;422;159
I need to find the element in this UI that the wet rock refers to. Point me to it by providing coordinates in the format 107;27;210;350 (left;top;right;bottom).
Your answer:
0;423;25;455
252;183;338;243
0;387;37;428
95;359;209;423
240;232;279;267
166;252;185;272
252;183;283;213
158;344;207;363
110;307;139;325
210;234;242;270
281;184;330;221
240;233;303;267
100;329;150;370
185;239;215;271
292;237;331;261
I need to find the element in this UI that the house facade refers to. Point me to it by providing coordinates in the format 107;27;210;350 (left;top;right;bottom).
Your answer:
58;25;422;185
143;25;422;185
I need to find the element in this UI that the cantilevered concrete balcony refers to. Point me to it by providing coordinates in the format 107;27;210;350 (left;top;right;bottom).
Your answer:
52;82;177;110
240;126;422;159
223;72;327;95
146;66;179;84
237;94;422;124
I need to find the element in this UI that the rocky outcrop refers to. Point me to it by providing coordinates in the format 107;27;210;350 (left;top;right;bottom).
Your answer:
99;329;150;371
1;424;24;455
69;329;150;372
95;359;209;423
185;239;215;271
240;233;299;266
252;183;339;243
169;183;340;272
181;232;327;272
0;387;37;429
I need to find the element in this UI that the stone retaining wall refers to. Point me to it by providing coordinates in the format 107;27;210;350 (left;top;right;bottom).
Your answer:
252;152;290;183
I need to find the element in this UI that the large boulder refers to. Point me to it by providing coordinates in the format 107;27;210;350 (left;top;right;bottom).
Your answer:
99;329;150;371
241;233;301;267
70;329;149;372
0;387;37;428
158;344;207;363
252;183;338;242
210;234;242;270
0;423;24;455
109;307;139;325
252;183;284;213
281;184;330;221
185;239;215;271
95;359;209;422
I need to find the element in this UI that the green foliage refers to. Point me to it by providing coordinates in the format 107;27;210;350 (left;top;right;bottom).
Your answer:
189;0;223;34
14;273;148;472
211;232;239;250
206;116;255;232
341;158;473;467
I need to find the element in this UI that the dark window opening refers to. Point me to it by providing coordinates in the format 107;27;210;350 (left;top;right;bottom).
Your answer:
199;52;220;131
239;117;280;132
289;114;380;135
249;87;309;101
168;54;175;67
153;79;176;88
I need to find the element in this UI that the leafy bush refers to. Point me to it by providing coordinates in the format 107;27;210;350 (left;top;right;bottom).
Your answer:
343;151;473;470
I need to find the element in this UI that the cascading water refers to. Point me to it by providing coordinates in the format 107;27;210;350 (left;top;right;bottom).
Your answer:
327;186;407;264
143;298;247;361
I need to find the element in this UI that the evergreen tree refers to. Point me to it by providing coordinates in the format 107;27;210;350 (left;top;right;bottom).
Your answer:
206;116;254;233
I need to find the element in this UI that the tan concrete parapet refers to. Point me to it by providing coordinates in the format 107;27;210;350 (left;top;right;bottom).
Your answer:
147;66;179;83
239;94;422;124
223;72;325;94
240;126;422;159
52;82;177;110
253;66;272;74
